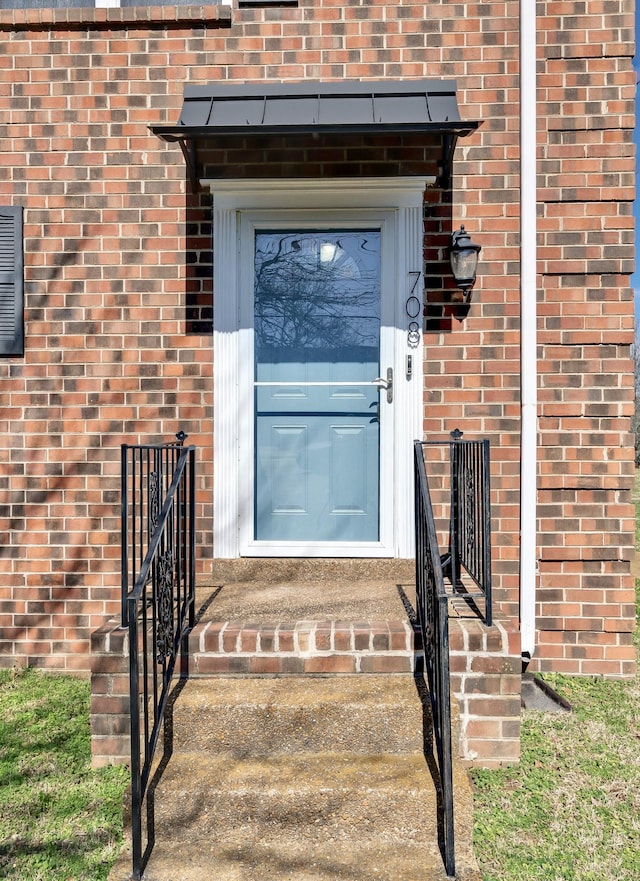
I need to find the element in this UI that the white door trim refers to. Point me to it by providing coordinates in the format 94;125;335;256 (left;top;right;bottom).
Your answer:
210;178;428;559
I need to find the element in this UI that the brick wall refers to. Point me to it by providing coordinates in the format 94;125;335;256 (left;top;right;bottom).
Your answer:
0;0;635;674
0;5;228;670
534;2;636;675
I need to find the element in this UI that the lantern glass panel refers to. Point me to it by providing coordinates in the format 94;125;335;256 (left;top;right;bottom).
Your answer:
450;248;478;285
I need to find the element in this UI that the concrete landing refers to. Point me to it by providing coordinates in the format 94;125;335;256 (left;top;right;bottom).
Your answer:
108;676;482;881
194;576;414;623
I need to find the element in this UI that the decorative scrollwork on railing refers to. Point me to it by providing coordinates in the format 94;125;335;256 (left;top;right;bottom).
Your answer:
423;550;436;663
155;550;175;663
464;468;475;555
149;471;160;536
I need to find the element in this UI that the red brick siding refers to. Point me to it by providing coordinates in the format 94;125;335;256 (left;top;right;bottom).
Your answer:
0;7;227;670
0;1;635;674
534;2;636;674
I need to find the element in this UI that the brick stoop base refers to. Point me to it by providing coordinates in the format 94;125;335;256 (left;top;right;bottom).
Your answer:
91;590;521;768
448;601;521;766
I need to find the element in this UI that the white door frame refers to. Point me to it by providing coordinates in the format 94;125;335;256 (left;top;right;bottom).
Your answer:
206;177;430;559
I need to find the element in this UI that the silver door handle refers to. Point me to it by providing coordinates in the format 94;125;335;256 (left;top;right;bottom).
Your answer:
372;368;393;403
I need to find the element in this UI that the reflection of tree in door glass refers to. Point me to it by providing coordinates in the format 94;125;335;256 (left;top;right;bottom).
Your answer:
254;231;381;357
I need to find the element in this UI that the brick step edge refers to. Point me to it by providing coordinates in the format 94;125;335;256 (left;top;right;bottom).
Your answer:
190;618;416;675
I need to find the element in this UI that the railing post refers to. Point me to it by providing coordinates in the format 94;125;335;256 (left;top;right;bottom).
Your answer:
437;593;455;877
128;593;142;881
188;446;196;631
121;444;129;627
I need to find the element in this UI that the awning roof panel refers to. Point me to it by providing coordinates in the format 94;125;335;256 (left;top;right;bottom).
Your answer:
264;96;320;126
163;79;474;135
151;79;481;190
373;94;430;125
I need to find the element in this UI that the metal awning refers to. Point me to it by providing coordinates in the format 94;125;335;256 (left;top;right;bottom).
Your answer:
151;80;480;191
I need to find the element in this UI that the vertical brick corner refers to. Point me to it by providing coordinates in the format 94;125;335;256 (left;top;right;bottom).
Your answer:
90;618;131;768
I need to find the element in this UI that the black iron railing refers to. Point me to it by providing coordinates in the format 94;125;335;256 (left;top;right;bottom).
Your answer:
414;440;456;878
122;438;196;881
422;430;492;625
121;431;187;627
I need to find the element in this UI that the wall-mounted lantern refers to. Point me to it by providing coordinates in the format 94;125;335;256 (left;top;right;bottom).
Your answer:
448;225;481;303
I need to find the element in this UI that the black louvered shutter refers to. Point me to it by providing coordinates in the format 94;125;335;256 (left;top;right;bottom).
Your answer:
0;207;24;357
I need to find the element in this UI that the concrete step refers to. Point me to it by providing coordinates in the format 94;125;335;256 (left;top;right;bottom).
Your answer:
108;676;481;881
124;755;478;881
170;676;427;756
148;752;452;835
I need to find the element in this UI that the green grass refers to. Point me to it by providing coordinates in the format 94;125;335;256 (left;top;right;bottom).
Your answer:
471;473;640;881
0;668;129;881
633;470;640;650
471;674;640;881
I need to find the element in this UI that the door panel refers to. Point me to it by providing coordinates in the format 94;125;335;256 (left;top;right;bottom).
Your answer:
254;229;382;543
330;425;374;515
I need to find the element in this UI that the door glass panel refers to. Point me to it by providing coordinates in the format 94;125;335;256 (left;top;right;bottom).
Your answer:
254;230;381;542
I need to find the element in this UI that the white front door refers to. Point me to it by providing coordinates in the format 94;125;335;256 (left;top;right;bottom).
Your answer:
211;179;428;559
